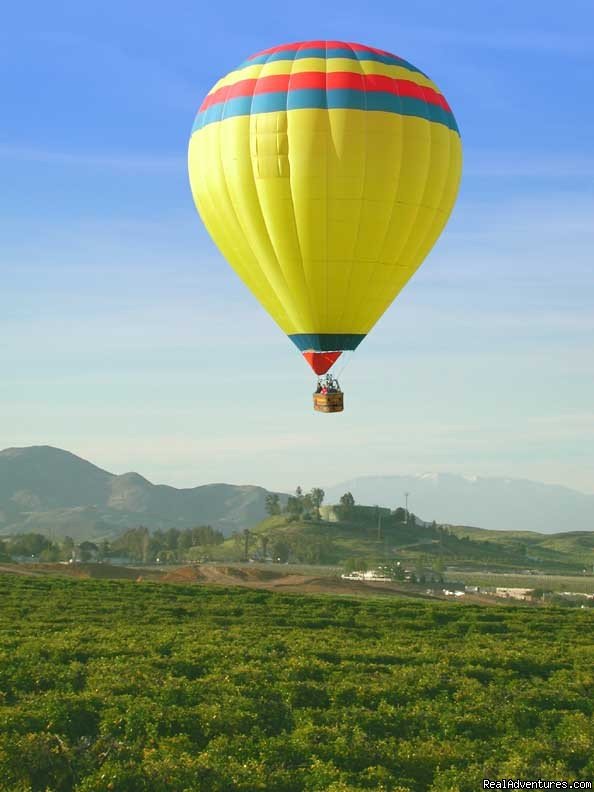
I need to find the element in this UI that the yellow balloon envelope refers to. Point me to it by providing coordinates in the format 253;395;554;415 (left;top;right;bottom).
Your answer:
188;40;462;376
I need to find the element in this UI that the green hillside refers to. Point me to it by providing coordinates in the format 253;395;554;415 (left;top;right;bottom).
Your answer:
448;525;594;571
214;506;594;573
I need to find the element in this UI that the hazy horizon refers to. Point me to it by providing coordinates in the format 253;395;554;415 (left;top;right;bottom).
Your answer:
2;444;593;499
2;1;592;495
3;443;593;536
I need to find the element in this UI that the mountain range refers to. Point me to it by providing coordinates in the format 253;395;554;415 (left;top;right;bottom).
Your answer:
326;474;594;535
0;446;281;541
0;446;592;541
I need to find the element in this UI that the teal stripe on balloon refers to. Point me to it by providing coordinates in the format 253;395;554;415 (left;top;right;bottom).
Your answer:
238;48;425;74
192;90;459;133
289;333;366;352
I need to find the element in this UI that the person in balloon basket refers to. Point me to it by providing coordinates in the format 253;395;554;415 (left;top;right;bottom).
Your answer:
315;375;341;396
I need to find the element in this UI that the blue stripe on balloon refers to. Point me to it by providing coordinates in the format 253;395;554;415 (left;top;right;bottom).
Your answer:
289;333;367;352
238;48;425;74
192;91;459;133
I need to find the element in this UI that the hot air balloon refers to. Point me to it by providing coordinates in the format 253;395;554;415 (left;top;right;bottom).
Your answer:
188;41;462;412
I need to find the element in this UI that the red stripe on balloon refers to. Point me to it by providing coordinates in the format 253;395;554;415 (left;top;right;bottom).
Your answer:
248;41;399;60
200;73;449;112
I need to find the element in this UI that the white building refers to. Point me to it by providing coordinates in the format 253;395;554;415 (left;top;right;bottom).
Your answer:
495;587;534;601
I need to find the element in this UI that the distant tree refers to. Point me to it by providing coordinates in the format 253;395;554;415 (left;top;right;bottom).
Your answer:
110;526;151;561
148;534;164;561
190;525;224;546
343;557;369;575
165;528;180;551
286;496;304;519
79;541;98;562
9;533;51;558
178;531;193;553
413;556;427;585
310;488;325;519
337;492;355;521
271;538;290;563
340;492;355;509
153;529;165;546
394;507;406;523
142;528;151;563
243;529;250;561
295;486;303;499
265;493;281;516
290;534;334;564
232;531;243;554
39;543;61;562
301;493;314;519
260;535;269;558
373;506;384;540
343;558;359;575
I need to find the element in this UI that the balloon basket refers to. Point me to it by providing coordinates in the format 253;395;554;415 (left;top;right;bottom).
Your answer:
313;391;344;413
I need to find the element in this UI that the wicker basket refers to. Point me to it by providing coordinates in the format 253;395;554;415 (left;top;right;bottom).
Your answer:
313;391;344;413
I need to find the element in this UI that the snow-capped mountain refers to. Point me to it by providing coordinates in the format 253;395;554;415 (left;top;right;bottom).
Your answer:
325;473;594;534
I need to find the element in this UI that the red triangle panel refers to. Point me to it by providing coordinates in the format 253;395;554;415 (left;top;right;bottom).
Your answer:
302;351;342;375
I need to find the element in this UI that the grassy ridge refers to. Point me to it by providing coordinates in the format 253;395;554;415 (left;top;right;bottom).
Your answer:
214;512;594;573
448;526;594;571
0;575;593;791
446;571;594;594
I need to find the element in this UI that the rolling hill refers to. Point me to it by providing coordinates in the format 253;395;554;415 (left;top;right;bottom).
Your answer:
215;508;594;573
0;446;283;541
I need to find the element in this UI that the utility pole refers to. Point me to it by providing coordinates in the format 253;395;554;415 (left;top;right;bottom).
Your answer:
405;492;410;521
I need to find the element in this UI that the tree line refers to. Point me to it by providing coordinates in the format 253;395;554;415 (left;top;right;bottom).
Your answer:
265;486;326;520
266;486;421;525
0;524;225;564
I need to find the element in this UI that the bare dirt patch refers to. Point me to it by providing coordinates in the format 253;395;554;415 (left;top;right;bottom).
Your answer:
0;562;471;601
162;565;441;599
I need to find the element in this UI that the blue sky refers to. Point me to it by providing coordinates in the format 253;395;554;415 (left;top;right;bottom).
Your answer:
1;0;593;494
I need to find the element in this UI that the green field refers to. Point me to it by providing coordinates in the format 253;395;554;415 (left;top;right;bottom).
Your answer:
447;571;594;594
0;575;593;791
